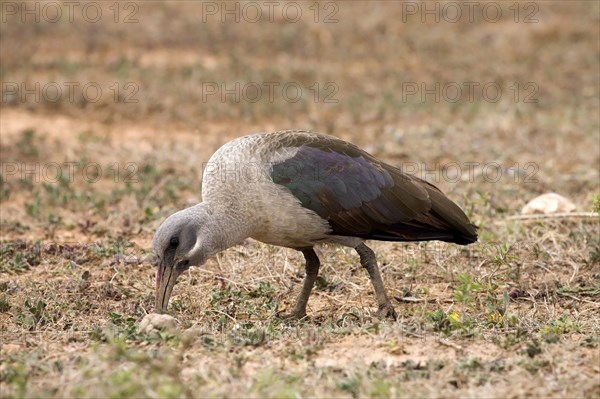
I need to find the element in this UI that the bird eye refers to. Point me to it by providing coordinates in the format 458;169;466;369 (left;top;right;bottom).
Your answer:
169;237;179;248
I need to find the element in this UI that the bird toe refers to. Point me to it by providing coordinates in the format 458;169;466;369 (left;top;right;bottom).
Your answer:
278;310;308;321
375;303;398;320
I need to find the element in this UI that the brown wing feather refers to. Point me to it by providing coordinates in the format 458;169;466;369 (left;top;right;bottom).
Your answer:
269;131;478;245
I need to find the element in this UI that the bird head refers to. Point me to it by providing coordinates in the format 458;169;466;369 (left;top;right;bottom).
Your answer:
152;204;211;313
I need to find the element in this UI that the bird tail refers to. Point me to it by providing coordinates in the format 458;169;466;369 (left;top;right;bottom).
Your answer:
361;181;478;245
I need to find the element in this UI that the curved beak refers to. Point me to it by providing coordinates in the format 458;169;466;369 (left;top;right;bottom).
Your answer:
155;259;181;313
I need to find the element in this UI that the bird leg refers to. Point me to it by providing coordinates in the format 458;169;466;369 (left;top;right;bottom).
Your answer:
355;243;398;320
280;248;320;320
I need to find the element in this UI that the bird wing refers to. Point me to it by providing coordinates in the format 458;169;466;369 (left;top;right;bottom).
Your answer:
269;133;476;244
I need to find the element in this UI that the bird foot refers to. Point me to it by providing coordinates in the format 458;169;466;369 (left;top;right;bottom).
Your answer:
278;310;308;321
375;303;398;320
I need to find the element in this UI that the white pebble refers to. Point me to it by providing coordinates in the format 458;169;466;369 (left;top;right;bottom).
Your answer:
521;192;576;215
138;313;178;335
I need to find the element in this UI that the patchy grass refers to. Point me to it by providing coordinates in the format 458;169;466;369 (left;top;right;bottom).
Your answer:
1;1;599;398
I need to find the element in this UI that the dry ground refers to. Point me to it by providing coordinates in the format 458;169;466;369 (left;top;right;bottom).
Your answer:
1;1;599;398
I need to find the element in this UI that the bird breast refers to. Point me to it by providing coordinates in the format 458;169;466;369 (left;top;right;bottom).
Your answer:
201;134;331;248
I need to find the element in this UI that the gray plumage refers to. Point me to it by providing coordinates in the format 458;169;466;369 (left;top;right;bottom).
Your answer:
153;130;477;319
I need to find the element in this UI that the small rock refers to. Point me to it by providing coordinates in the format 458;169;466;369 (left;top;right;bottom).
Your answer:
138;313;178;335
521;192;576;215
181;325;209;346
182;325;204;339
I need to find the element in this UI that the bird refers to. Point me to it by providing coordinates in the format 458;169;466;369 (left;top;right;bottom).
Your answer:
153;130;477;320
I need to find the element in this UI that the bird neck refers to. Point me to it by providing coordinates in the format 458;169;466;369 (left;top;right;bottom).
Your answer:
195;201;249;257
